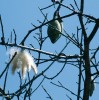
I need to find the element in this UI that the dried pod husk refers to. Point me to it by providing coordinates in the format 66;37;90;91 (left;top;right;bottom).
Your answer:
89;76;96;96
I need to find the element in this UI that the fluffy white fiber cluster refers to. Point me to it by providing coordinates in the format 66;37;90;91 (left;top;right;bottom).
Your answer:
9;48;38;79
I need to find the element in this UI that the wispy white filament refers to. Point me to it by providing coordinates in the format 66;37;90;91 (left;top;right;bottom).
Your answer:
9;48;38;79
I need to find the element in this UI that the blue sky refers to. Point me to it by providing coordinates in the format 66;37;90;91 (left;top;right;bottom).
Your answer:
0;0;99;100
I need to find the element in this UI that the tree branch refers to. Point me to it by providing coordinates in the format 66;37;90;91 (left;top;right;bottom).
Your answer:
0;15;5;44
88;19;99;43
42;85;53;100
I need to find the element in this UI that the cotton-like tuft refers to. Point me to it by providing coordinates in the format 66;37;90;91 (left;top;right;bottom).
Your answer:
9;48;38;79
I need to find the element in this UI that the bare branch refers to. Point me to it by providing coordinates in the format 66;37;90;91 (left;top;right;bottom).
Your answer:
51;81;82;99
88;19;99;43
0;15;5;44
42;86;53;100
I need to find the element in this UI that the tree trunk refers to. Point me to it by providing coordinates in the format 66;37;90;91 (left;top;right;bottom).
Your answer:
83;40;91;100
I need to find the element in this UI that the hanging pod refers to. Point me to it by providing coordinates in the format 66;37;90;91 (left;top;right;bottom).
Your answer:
47;11;63;43
89;76;96;96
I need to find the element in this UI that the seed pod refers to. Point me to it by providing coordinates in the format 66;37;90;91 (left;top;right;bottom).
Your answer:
89;76;96;96
47;19;62;43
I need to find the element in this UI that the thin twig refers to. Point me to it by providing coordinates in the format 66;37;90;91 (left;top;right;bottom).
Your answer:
42;85;53;100
51;81;82;99
0;15;5;43
32;78;45;93
43;61;66;80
